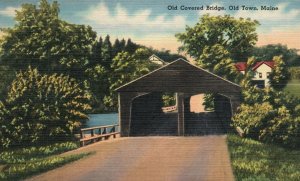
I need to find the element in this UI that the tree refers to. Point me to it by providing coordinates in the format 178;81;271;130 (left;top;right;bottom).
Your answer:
198;44;238;81
0;65;15;100
0;0;97;80
102;35;113;70
104;48;159;109
112;39;120;57
0;67;91;147
252;44;300;66
125;38;139;54
176;14;259;65
90;37;103;67
120;39;126;51
269;56;290;90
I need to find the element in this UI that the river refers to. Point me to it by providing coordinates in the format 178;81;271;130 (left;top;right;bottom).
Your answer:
83;113;118;128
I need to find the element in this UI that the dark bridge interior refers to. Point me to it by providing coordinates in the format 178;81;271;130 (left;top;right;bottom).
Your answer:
129;92;232;136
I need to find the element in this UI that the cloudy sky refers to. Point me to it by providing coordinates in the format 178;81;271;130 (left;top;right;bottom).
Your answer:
0;0;300;53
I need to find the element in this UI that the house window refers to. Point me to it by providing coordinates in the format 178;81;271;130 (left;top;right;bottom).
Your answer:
259;72;262;78
267;72;271;78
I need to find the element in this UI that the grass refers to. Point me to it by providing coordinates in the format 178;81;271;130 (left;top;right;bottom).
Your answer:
284;79;300;97
227;134;300;181
0;142;93;181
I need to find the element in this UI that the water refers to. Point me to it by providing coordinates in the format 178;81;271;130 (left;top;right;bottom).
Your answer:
84;113;118;128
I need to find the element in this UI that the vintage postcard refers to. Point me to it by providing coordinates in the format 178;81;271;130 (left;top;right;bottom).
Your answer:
0;0;299;180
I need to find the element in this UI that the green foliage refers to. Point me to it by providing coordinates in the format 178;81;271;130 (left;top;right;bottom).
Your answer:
233;85;300;148
0;66;15;100
0;142;78;164
176;14;257;81
176;14;259;61
228;134;300;181
162;93;176;107
0;0;97;80
203;94;215;111
289;67;300;79
197;44;238;81
234;58;300;148
284;79;300;98
124;38;139;54
251;44;300;66
0;153;90;181
269;56;290;90
0;67;91;148
104;48;160;109
0;141;91;180
101;35;113;70
85;64;107;112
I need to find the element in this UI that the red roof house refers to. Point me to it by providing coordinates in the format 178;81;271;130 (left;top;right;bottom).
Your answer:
235;61;275;88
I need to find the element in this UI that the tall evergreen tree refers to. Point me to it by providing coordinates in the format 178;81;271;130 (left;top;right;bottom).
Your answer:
102;35;113;70
125;38;138;54
120;39;126;51
90;36;103;67
113;38;122;57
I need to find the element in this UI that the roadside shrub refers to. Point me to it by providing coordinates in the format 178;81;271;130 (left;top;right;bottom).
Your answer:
233;77;300;148
0;67;91;148
232;102;274;139
289;67;300;79
261;107;300;147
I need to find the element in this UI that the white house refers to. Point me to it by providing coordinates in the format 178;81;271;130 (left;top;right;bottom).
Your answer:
148;54;167;65
235;61;274;88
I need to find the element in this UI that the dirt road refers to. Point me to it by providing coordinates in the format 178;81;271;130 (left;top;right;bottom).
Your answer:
27;136;234;181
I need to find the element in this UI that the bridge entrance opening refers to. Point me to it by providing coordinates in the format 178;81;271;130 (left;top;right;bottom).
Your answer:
130;92;178;136
184;93;232;135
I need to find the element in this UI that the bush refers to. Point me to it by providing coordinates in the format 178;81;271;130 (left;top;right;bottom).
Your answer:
289;67;300;79
233;88;300;148
0;67;91;148
232;102;274;139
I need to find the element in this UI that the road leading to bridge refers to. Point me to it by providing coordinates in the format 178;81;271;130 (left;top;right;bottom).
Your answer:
27;136;234;181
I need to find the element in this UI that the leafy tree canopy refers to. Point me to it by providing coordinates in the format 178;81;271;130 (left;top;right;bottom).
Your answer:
0;67;91;148
269;56;290;90
0;0;97;79
176;14;259;61
104;48;160;109
252;44;300;66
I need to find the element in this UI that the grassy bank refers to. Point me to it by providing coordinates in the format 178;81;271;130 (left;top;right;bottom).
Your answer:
284;79;300;97
0;142;92;181
227;134;300;181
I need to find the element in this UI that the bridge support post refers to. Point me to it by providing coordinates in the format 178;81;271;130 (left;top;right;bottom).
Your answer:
118;93;135;137
227;93;242;115
177;93;185;136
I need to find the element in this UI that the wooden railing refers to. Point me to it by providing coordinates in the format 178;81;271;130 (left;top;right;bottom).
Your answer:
80;124;119;146
162;105;177;112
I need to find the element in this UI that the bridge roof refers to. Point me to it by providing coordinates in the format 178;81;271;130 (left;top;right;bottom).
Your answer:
116;59;241;94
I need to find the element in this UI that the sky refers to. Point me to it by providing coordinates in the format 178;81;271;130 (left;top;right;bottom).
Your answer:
0;0;300;53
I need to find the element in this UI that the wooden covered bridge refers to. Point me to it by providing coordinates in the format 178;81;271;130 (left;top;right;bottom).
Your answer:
35;59;240;181
116;59;241;137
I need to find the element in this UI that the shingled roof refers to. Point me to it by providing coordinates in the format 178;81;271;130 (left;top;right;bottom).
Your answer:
116;59;241;93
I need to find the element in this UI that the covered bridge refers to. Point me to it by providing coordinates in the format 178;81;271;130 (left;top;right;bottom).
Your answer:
116;59;241;137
